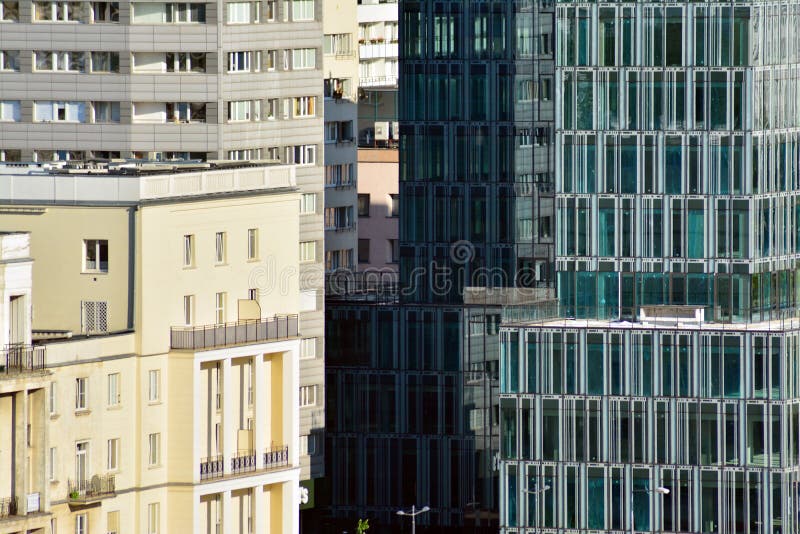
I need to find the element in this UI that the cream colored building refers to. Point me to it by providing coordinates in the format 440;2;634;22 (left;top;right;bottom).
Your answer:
0;162;305;533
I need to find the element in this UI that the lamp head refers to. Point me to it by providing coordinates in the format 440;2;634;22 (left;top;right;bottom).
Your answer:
655;487;670;495
420;506;430;513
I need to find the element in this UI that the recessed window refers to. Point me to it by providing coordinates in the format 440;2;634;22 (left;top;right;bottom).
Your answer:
107;373;120;406
107;511;120;534
148;433;160;466
388;239;399;263
148;502;160;534
215;232;226;263
291;48;315;69
49;382;57;415
91;2;119;22
299;385;317;407
75;377;88;410
300;338;316;359
299;241;316;262
148;369;160;402
0;51;19;72
357;194;370;216
300;193;316;214
388;194;399;217
82;239;109;273
293;96;315;117
247;228;258;259
183;295;194;325
358;239;370;263
285;144;315;165
183;235;194;266
75;513;88;534
0;1;20;21
323;34;352;55
227;50;260;72
226;1;258;23
0;101;21;122
215;292;226;324
107;438;119;470
291;0;312;20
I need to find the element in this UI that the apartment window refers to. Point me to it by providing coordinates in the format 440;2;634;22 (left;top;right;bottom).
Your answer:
90;51;119;72
300;338;316;359
299;385;317;407
266;146;279;161
323;77;351;98
83;239;109;272
92;102;120;123
265;50;276;70
0;149;21;162
324;122;337;143
326;249;353;271
75;377;88;410
35;101;86;122
107;511;120;534
388;239;399;263
107;373;120;406
34;51;86;72
325;206;353;230
323;34;352;55
107;438;119;470
163;102;205;123
75;513;88;534
49;382;57;415
147;503;160;534
0;51;19;71
300;193;316;214
228;50;259;72
91;1;118;21
165;51;206;72
227;148;262;160
49;447;57;481
299;241;316;262
293;96;315;117
132;2;205;23
300;434;317;455
325;163;354;187
0;0;19;21
247;288;258;302
226;1;258;23
183;295;194;325
357;194;370;216
228;100;252;121
291;0;312;20
358;239;370;263
541;77;552;101
148;369;160;402
247;228;258;259
183;235;194;266
291;48;315;69
265;0;274;19
0;101;20;122
148;433;160;466
388;194;399;217
34;1;84;22
285;145;315;165
214;293;226;324
215;232;226;263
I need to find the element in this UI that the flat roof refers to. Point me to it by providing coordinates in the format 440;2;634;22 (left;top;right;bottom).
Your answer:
503;316;800;334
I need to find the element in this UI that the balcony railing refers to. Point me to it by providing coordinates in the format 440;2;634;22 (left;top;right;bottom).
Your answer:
67;475;115;503
1;344;46;376
200;456;224;480
264;446;289;469
170;315;299;350
0;497;18;518
231;451;257;475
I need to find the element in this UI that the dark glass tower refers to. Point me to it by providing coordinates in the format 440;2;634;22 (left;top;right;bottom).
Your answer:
313;0;557;531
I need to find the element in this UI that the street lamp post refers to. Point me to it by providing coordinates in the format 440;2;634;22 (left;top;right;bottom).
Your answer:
397;505;430;534
631;486;670;532
524;482;551;533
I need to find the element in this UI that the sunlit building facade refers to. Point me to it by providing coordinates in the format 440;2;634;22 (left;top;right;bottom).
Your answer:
499;0;800;531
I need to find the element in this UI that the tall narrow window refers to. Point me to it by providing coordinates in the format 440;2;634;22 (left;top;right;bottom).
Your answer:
183;235;194;266
107;373;120;406
148;433;160;466
183;295;194;325
75;377;88;410
247;228;258;259
75;513;88;534
215;292;226;324
299;385;317;407
107;511;120;534
107;438;119;470
49;446;57;481
215;232;226;263
49;382;57;415
148;369;161;402
147;503;160;534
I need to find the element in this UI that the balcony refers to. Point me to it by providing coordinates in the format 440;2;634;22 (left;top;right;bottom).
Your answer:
170;315;299;350
200;446;289;482
1;345;46;377
67;475;116;505
0;497;18;519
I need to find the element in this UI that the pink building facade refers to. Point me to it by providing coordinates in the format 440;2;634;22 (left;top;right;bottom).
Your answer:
356;148;398;273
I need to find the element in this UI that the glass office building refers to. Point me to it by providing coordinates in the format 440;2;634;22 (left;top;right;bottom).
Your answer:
499;0;800;531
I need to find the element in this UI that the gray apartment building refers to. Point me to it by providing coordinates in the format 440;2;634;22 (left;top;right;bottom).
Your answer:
499;0;800;531
0;0;325;486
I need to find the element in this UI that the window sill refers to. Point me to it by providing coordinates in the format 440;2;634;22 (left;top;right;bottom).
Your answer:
49;413;60;420
182;265;196;270
147;464;162;470
107;404;122;411
75;409;91;416
246;257;260;263
81;270;109;275
147;400;162;406
214;262;228;267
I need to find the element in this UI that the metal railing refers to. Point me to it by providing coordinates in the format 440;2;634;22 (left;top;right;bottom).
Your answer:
170;315;298;350
231;451;257;475
1;344;46;376
200;456;224;480
264;446;289;469
0;497;18;518
67;474;115;501
325;270;399;303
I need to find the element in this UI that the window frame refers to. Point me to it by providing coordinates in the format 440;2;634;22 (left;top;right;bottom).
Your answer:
107;372;120;406
148;369;161;403
183;234;194;267
148;432;160;467
75;377;88;411
215;231;226;263
299;384;317;407
107;437;119;471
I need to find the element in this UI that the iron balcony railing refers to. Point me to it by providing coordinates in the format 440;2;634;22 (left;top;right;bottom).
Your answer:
231;450;257;475
264;446;289;469
1;344;46;376
0;497;18;518
170;315;298;350
200;456;224;480
67;475;115;501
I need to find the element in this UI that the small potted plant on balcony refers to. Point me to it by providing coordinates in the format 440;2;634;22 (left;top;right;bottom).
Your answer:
69;490;80;500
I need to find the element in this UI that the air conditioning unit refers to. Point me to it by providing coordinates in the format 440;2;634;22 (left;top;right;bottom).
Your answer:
374;121;389;141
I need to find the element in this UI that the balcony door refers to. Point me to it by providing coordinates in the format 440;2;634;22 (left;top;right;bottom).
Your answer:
76;442;89;484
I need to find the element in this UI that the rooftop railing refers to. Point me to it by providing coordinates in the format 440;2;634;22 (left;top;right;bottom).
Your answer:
1;344;46;376
170;315;299;350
